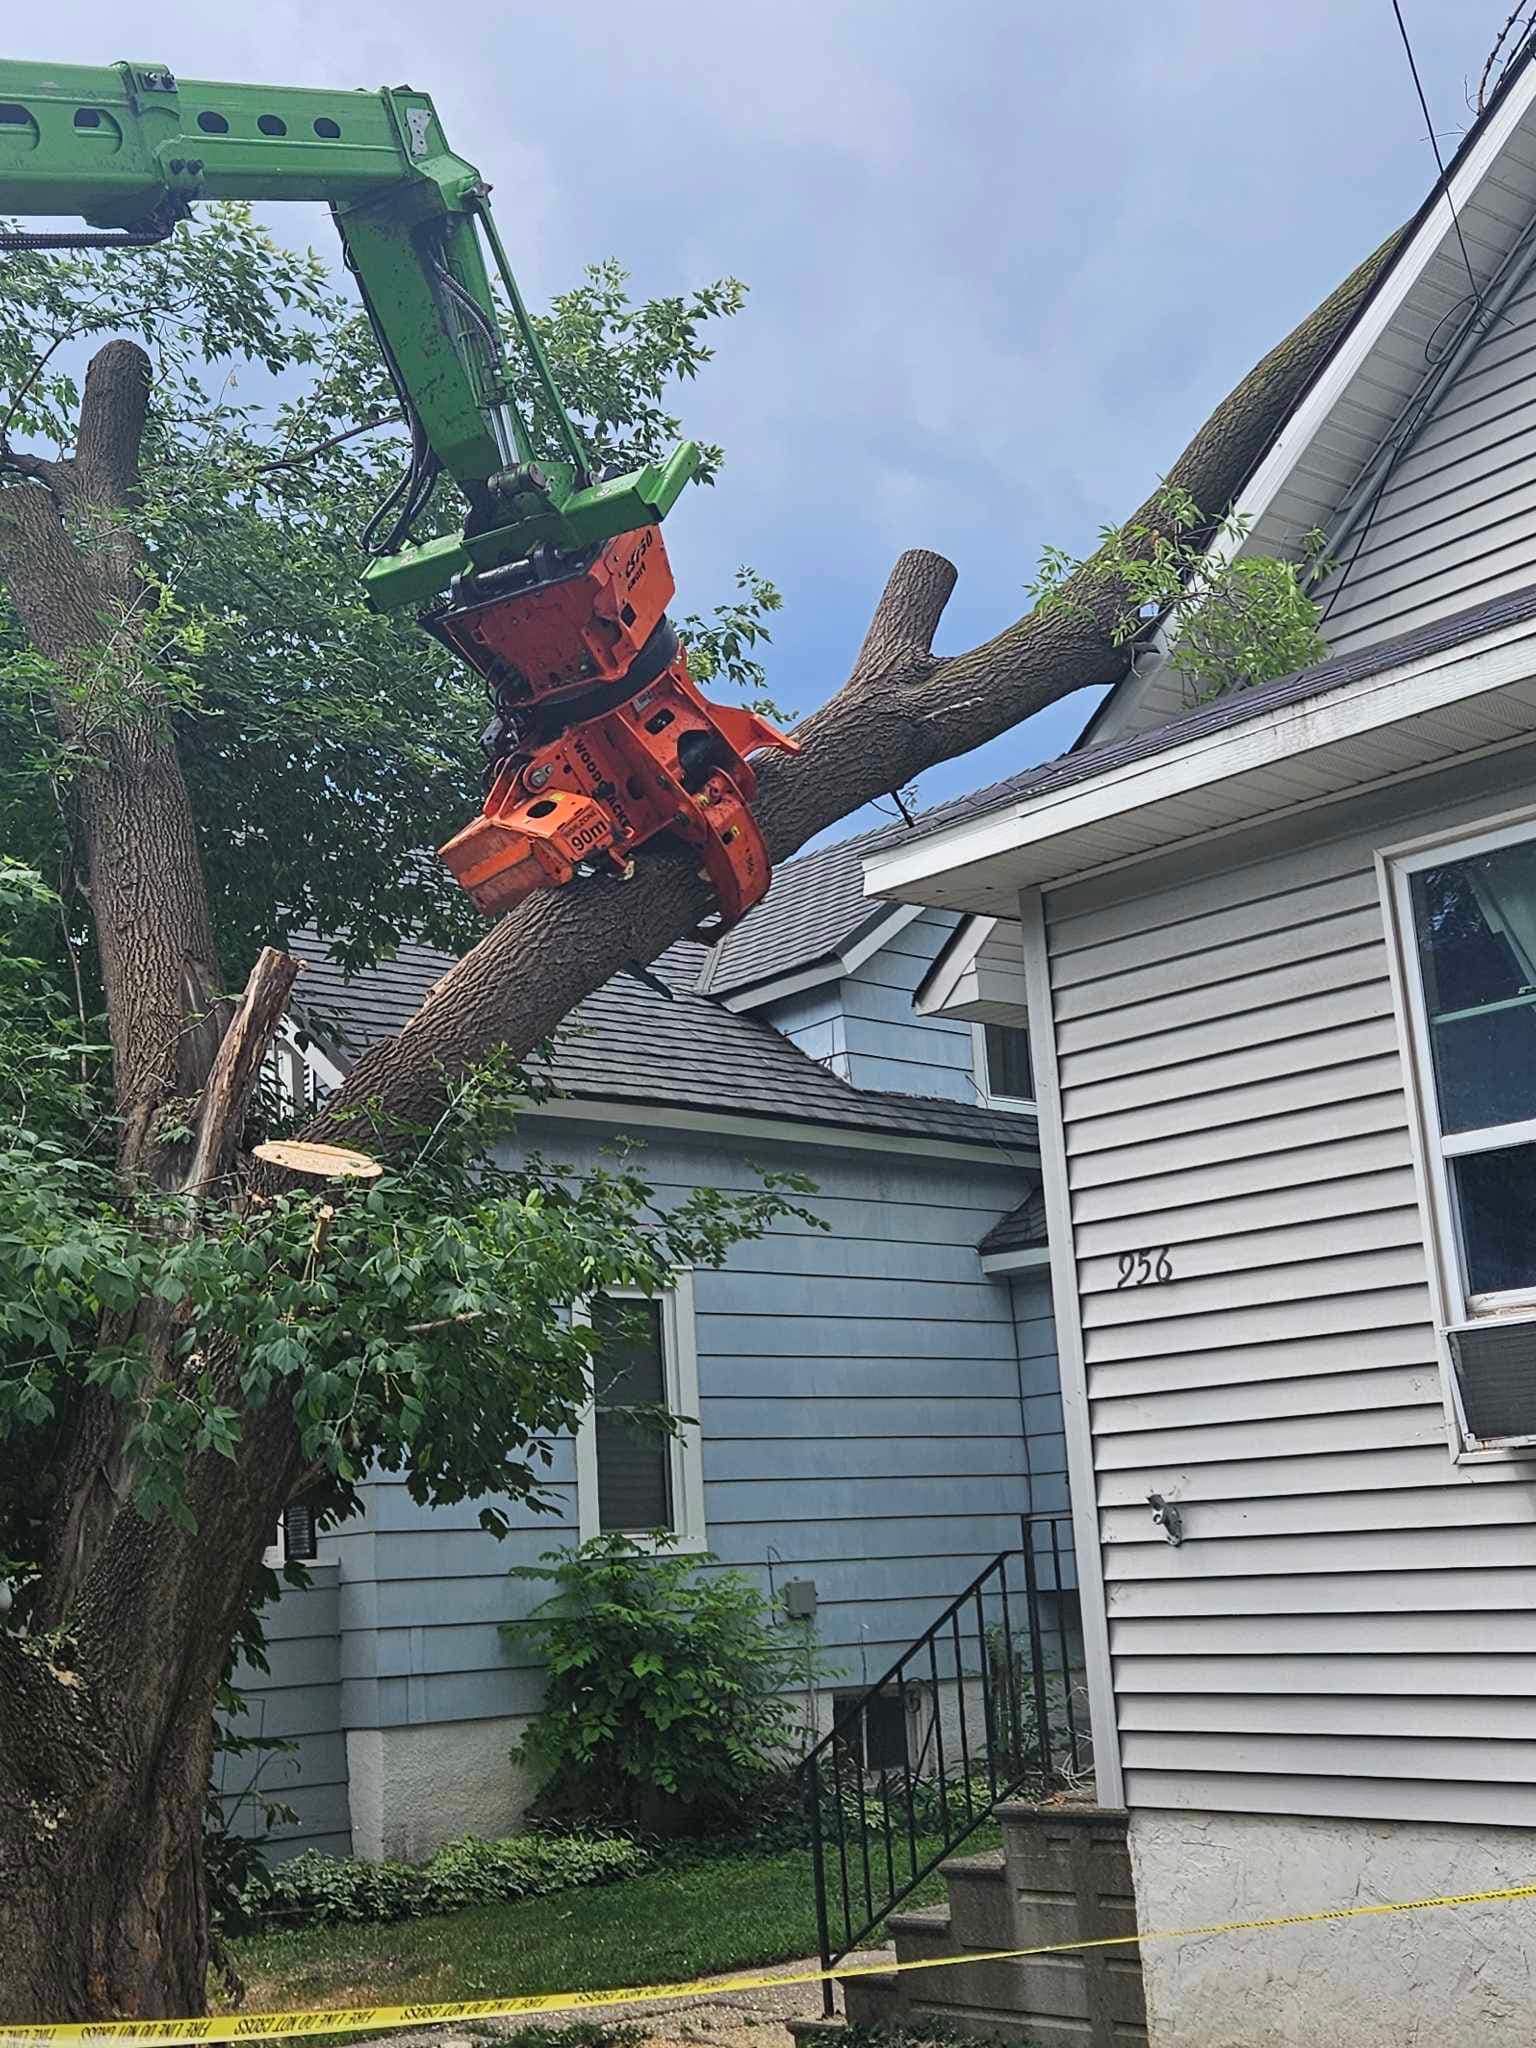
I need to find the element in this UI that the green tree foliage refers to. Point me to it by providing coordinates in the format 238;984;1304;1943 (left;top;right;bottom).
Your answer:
506;1535;823;1832
0;213;806;1616
0;211;782;978
0;865;813;1614
1028;483;1330;704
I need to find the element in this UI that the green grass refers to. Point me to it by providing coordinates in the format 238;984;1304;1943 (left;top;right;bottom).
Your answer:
227;1827;1001;2014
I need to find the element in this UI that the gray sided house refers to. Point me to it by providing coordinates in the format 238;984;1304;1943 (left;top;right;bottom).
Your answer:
864;44;1536;2048
228;862;1065;1862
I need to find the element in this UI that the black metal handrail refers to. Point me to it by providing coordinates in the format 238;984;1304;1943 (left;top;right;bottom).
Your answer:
797;1511;1086;2015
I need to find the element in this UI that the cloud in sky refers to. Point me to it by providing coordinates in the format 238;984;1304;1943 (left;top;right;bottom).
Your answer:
8;2;1508;827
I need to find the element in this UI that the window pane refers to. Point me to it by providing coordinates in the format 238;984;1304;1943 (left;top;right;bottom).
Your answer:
984;1023;1034;1100
1411;840;1536;1132
1453;1143;1536;1298
591;1297;673;1534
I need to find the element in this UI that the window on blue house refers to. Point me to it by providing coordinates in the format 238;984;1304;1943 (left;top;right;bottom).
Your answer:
976;1021;1034;1106
574;1276;705;1548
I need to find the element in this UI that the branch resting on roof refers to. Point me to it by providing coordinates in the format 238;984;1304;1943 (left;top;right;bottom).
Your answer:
301;231;1404;1152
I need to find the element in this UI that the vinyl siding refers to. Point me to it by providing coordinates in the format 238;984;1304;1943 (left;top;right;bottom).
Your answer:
324;1122;1042;1731
1318;271;1536;658
835;908;979;1100
1039;755;1536;1827
219;1564;350;1859
762;986;846;1071
757;909;1004;1105
954;918;1032;1024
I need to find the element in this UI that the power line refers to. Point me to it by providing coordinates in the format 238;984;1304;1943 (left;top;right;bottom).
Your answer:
1323;1;1496;624
1390;0;1483;308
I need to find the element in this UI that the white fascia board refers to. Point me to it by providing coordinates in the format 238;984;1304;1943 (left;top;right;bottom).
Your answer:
719;958;843;1012
840;899;924;971
863;613;1536;902
979;1244;1051;1274
719;902;924;1013
914;914;996;1016
517;1092;1040;1168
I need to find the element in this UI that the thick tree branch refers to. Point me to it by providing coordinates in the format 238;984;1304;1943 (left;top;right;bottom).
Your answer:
0;340;227;1180
306;230;1403;1150
72;339;151;509
185;946;302;1197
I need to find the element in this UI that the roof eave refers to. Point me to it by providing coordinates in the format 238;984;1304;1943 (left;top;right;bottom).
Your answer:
864;610;1536;910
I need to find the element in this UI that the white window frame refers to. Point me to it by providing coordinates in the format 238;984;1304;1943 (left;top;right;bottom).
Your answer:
1382;803;1536;1460
971;1020;1036;1112
573;1272;706;1551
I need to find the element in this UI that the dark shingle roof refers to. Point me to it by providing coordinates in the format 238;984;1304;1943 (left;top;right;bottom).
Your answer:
288;931;1037;1153
695;824;908;998
890;580;1536;854
692;765;1084;1000
978;1189;1048;1258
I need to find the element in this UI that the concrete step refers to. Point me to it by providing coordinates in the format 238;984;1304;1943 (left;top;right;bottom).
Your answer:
938;1850;1012;1949
994;1798;1140;1948
834;1969;903;2030
898;1996;1113;2048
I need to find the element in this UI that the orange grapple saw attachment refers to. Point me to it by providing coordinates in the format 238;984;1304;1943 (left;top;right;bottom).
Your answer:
432;526;797;932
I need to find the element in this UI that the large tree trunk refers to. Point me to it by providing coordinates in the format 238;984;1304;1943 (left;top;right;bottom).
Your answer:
0;343;283;2019
0;229;1398;2021
0;1420;299;2018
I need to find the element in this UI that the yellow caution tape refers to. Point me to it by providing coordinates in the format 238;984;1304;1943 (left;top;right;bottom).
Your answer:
4;1878;1536;2045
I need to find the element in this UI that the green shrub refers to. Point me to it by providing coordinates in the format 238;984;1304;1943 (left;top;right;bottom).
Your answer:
239;1827;649;1927
505;1534;825;1832
419;1831;647;1912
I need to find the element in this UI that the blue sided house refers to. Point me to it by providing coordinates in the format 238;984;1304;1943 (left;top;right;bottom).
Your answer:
229;815;1072;1863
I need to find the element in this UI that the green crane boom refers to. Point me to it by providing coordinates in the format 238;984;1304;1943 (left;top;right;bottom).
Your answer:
0;58;700;608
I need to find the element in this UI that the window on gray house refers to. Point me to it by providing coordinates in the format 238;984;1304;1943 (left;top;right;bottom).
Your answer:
591;1296;675;1533
983;1022;1034;1103
1398;825;1536;1447
1410;839;1536;1300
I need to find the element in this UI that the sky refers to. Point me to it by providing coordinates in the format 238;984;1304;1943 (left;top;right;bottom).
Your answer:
7;3;1520;835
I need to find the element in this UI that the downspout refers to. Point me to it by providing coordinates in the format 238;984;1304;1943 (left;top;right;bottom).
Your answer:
1006;1265;1038;1517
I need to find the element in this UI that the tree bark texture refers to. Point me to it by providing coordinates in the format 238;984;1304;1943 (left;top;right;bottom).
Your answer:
0;229;1399;2020
0;341;226;1182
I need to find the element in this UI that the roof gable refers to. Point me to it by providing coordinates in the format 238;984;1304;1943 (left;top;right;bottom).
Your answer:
1083;38;1536;749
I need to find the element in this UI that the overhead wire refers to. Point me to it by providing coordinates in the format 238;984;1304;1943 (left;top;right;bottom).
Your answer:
1390;0;1483;309
1320;2;1500;623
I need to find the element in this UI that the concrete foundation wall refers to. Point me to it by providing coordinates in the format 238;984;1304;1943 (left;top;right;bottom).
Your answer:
1129;1808;1536;2048
347;1719;538;1863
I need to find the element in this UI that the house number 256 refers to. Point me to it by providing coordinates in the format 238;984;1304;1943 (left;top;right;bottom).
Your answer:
1116;1247;1173;1287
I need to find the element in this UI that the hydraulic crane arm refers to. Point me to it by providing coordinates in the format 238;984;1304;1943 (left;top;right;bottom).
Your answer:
0;59;698;609
0;57;795;932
